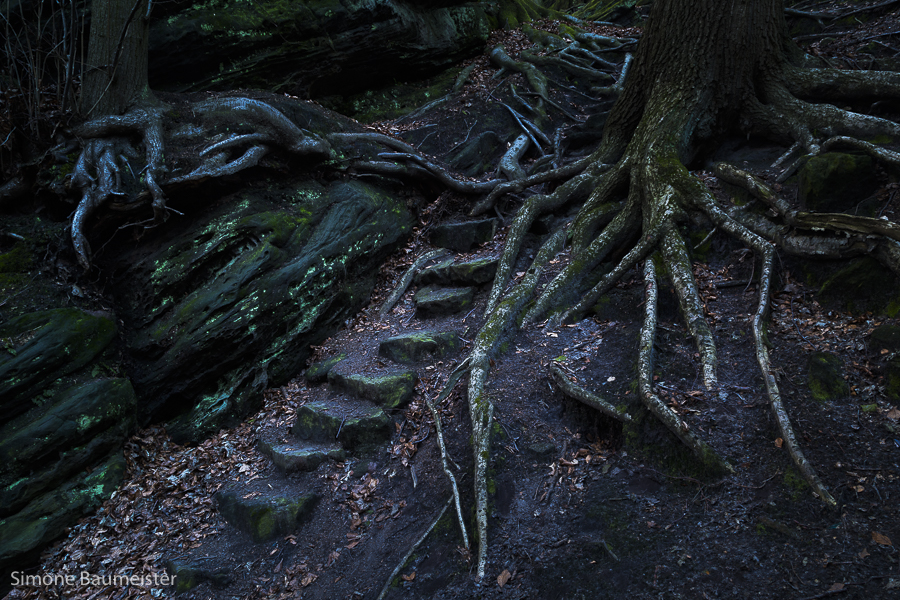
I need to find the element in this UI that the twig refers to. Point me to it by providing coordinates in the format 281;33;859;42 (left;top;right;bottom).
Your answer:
375;496;452;600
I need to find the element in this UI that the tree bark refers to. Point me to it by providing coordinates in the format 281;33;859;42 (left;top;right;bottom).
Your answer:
603;0;787;164
82;0;151;117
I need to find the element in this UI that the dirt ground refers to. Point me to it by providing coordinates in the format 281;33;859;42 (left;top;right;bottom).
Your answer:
7;5;900;600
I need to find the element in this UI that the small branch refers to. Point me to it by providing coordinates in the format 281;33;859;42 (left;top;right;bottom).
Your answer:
549;363;633;422
375;496;453;600
378;249;450;318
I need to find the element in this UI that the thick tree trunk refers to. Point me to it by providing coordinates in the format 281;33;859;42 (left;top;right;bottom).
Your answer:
603;0;786;163
82;0;151;116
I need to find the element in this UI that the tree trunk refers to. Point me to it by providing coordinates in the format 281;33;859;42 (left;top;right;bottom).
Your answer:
82;0;151;116
604;0;786;164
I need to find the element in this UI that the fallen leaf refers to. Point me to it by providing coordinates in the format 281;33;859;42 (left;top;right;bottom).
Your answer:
828;583;845;592
887;409;900;421
859;548;870;559
498;569;511;587
774;438;783;448
401;572;416;581
873;531;893;546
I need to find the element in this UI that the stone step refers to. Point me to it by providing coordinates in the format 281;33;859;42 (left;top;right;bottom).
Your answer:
415;256;498;287
378;330;461;364
292;398;392;449
257;438;345;473
328;369;417;409
304;353;347;384
430;218;498;251
415;286;474;317
215;488;318;543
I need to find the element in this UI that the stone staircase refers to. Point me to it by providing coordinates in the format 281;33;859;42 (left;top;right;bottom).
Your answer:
166;218;499;593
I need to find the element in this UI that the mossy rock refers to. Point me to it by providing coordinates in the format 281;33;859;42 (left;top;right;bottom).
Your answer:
804;256;900;315
111;175;413;444
292;399;392;448
0;308;117;421
165;559;232;593
870;325;900;353
328;370;417;409
0;452;126;575
215;489;317;543
798;152;878;213
378;331;461;364
415;257;499;287
429;218;498;251
0;378;137;517
305;353;347;384
257;439;345;473
807;352;848;402
883;357;900;406
415;286;475;317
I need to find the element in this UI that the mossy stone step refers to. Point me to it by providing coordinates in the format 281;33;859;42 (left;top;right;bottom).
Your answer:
378;331;461;364
305;353;347;384
327;370;417;409
292;399;392;448
415;256;499;287
430;218;498;251
415;286;474;317
215;489;317;543
165;559;232;593
257;439;345;473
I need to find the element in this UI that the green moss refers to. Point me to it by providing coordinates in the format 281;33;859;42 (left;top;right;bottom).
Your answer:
782;467;809;501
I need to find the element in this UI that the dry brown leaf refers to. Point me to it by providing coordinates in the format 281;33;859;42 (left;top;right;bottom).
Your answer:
887;408;900;421
859;548;870;558
497;569;511;587
401;572;416;581
873;531;893;546
827;583;845;592
774;438;783;448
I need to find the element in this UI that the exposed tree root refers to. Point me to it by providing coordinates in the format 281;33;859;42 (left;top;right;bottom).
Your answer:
550;363;633;422
378;249;450;319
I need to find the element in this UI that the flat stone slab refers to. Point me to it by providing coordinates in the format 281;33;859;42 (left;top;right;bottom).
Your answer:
215;489;317;543
257;439;345;473
430;218;497;251
415;257;498;287
328;370;417;409
379;331;461;364
292;398;392;448
415;286;474;317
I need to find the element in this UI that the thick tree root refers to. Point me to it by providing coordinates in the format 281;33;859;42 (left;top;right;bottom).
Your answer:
638;258;734;474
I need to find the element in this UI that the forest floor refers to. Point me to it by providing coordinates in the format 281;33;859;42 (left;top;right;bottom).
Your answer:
6;4;900;600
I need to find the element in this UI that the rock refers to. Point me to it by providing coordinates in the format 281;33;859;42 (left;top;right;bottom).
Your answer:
328;370;417;409
257;438;345;473
807;352;848;402
798;152;878;213
446;131;505;177
0;378;137;518
165;559;232;593
430;218;498;251
378;331;461;364
109;174;414;444
415;257;499;286
415;286;475;317
810;256;900;315
215;489;317;543
884;358;900;406
870;325;900;353
292;399;392;449
305;354;347;384
0;308;117;421
0;453;126;575
149;0;490;100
